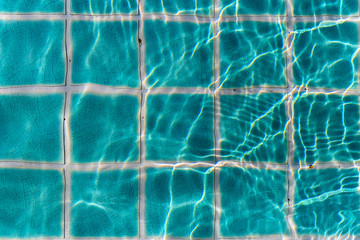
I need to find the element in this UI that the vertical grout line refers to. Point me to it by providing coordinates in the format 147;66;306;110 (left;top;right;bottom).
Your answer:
139;92;146;240
357;0;360;170
138;0;146;238
64;0;72;238
213;0;221;238
285;0;297;237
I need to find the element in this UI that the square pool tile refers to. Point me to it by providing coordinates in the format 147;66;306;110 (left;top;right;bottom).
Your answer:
70;93;139;163
144;0;213;16
294;168;360;236
71;0;138;14
0;168;64;238
0;94;64;162
220;93;287;163
219;167;289;236
71;169;139;237
293;21;358;89
220;21;286;88
293;93;360;164
293;0;358;15
144;20;213;88
219;0;285;15
0;0;64;13
145;167;214;238
71;20;139;88
0;20;65;86
145;94;214;161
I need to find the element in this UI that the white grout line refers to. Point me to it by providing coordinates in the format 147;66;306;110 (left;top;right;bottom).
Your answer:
139;166;146;240
0;159;359;170
284;0;297;237
138;2;146;239
214;166;221;240
213;0;221;238
1;85;360;95
24;236;359;240
64;0;72;238
1;13;360;22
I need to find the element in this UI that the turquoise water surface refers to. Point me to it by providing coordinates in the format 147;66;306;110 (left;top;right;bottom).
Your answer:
220;21;286;88
71;169;139;237
145;167;214;238
71;0;138;14
144;20;214;88
0;20;65;86
71;20;139;87
0;169;64;238
1;0;360;239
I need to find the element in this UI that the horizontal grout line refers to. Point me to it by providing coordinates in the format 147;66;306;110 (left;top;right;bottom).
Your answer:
6;235;359;240
0;160;358;170
0;85;359;95
0;13;359;22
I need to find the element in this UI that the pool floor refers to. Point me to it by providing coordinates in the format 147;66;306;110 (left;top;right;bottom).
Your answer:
0;0;360;239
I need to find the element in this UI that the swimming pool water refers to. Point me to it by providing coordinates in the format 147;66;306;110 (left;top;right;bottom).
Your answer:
0;0;360;239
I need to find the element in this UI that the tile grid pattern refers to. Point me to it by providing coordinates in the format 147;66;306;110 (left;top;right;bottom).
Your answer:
1;1;360;239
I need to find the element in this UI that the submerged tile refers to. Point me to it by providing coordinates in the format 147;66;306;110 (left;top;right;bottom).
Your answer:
71;169;139;237
219;167;289;236
0;20;65;86
71;20;139;88
0;0;64;13
219;0;285;15
144;0;213;15
145;94;214;161
293;21;358;89
294;168;360;236
220;21;286;88
145;167;214;238
293;93;360;164
0;94;64;162
0;168;63;238
71;0;138;14
220;93;287;163
144;20;213;88
70;93;139;163
293;0;358;15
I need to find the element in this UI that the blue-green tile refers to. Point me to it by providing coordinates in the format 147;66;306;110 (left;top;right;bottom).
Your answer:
294;168;360;236
293;93;360;164
0;94;64;162
144;0;212;15
71;169;139;237
145;94;214;161
220;167;289;236
219;0;285;15
71;21;139;88
220;93;287;163
70;93;139;163
0;0;64;13
71;0;137;14
220;21;286;88
145;167;214;238
0;168;63;238
144;20;213;88
0;20;65;86
294;0;358;15
293;21;358;89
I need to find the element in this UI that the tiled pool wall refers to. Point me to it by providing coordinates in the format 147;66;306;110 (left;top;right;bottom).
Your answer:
1;0;360;239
